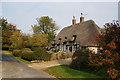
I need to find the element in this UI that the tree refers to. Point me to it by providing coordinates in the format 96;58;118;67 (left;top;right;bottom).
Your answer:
0;18;13;49
32;16;58;43
10;31;22;50
0;17;8;45
0;17;8;31
21;34;33;48
32;34;48;47
31;25;40;34
0;17;21;50
89;21;120;79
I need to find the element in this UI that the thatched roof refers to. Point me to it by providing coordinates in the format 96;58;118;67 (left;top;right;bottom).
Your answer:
54;20;101;46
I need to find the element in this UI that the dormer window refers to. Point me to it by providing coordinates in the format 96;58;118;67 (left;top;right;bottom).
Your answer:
59;38;61;41
58;38;62;44
51;40;56;47
53;40;55;44
65;37;67;39
64;37;67;42
72;35;77;41
63;37;67;45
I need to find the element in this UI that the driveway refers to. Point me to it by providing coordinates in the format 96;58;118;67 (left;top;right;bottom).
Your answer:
28;58;72;70
0;53;57;79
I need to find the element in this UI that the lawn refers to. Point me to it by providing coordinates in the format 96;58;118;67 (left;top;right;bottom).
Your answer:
3;50;31;64
45;65;103;80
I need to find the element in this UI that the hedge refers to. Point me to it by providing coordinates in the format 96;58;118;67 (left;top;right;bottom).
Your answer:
12;49;22;57
32;47;52;61
21;48;34;61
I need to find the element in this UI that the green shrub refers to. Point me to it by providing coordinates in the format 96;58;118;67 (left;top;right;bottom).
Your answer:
70;49;90;70
21;48;34;61
33;47;52;61
12;49;22;57
2;44;9;50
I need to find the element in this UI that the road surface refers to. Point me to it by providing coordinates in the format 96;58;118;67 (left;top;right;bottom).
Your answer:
0;53;57;79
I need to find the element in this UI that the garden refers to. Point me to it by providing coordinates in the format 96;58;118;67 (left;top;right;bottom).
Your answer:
1;17;120;79
45;21;120;79
1;16;72;63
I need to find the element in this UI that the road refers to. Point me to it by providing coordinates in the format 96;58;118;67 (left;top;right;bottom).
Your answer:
0;53;57;79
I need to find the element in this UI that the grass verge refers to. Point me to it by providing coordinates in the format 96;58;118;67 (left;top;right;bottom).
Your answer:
3;50;31;64
45;65;102;80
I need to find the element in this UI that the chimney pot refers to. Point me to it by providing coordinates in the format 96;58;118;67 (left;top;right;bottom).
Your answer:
80;13;84;23
72;16;76;25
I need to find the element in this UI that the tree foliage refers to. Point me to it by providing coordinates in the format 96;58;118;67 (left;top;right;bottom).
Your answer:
32;34;48;47
10;33;48;49
32;16;58;43
0;17;8;49
10;31;22;49
89;21;120;79
0;17;8;31
21;34;33;48
0;17;21;50
31;25;40;34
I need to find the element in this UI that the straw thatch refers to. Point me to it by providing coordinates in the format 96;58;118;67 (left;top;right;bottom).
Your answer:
54;20;101;46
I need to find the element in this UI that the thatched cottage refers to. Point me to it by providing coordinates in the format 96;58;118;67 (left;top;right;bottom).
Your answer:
51;13;101;53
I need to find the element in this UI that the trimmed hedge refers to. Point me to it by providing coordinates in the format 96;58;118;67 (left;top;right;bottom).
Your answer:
21;48;34;61
32;47;52;61
2;44;9;50
12;49;22;57
12;47;52;61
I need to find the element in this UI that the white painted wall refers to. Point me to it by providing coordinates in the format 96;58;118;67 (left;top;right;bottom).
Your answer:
88;47;98;54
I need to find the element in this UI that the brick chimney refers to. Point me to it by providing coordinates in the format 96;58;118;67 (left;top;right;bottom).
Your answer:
72;16;76;25
80;13;84;23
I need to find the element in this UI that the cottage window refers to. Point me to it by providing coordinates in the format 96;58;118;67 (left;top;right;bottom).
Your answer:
69;46;72;52
72;35;76;41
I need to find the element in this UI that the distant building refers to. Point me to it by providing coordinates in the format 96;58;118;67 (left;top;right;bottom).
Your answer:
51;13;101;53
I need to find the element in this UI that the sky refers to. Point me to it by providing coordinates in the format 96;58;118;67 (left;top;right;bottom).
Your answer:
1;2;118;34
118;1;120;23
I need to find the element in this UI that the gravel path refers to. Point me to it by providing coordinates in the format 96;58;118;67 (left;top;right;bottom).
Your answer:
28;58;72;70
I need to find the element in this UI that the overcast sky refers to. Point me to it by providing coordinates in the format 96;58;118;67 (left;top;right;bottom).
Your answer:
2;2;118;34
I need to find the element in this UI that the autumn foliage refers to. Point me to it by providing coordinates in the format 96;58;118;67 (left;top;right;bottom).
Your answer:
89;21;120;79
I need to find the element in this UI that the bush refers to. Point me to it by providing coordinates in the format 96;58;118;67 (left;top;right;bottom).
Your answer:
21;48;34;61
70;49;90;70
2;44;9;50
32;47;52;61
12;49;22;57
89;53;105;71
